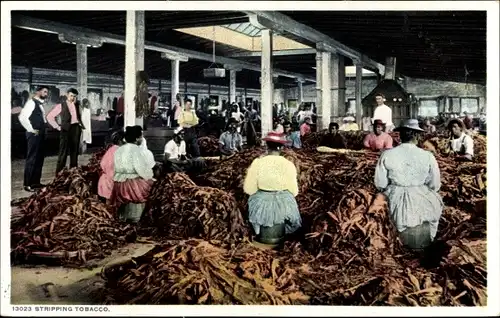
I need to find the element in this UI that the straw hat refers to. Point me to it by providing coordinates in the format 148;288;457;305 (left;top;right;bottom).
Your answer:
174;127;184;135
262;131;287;145
395;119;424;132
373;119;385;127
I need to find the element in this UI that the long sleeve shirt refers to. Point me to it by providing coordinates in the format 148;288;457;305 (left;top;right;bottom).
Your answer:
178;110;199;128
113;143;156;182
363;132;393;151
243;155;299;197
18;98;46;133
373;104;393;127
46;103;79;130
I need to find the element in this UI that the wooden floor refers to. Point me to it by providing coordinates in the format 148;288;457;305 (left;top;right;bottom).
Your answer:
10;154;92;200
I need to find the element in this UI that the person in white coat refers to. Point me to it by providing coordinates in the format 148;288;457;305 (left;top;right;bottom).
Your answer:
372;93;394;132
80;98;92;154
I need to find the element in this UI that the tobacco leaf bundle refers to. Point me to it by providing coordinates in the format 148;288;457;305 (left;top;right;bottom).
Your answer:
197;135;220;157
103;239;309;305
11;194;136;266
141;173;249;242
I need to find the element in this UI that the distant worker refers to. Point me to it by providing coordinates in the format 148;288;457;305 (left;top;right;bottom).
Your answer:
284;122;302;149
243;132;302;245
363;119;393;151
80;98;92;154
462;111;474;130
112;126;156;222
46;88;85;175
300;117;312;137
219;122;243;159
448;119;474;161
18;86;49;192
98;131;125;203
372;93;394;132
320;123;347;149
273;117;284;134
422;118;436;134
164;127;206;173
374;119;443;251
340;116;359;131
178;99;200;158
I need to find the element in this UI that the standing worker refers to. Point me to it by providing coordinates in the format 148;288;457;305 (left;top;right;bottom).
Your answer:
243;132;302;245
46;88;85;175
372;93;394;132
18;86;49;192
178;99;201;158
374;119;443;251
363;119;393;151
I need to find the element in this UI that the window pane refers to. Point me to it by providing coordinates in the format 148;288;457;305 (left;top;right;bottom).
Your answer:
418;100;438;117
461;98;478;114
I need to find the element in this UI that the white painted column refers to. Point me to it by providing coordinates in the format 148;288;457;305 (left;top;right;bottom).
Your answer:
260;29;273;138
315;52;323;130
229;69;237;104
321;51;332;130
76;44;88;100
297;79;304;105
354;60;363;126
124;10;145;128
171;59;180;107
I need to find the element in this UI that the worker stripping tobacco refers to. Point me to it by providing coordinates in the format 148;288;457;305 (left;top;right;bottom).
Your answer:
164;127;206;174
319;123;347;149
111;126;156;222
219;122;243;159
447;118;474;161
363;119;393;151
97;130;125;203
374;119;443;251
300;117;312;137
284;122;302;149
340;116;359;131
178;99;200;158
243;132;302;245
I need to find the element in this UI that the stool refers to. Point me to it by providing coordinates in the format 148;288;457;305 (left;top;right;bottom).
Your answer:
256;223;286;246
118;203;145;223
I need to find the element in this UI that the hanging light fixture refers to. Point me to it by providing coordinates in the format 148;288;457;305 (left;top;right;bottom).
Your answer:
203;26;227;78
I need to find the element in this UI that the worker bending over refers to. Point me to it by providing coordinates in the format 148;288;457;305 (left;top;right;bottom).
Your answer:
374;119;443;251
448;119;474;161
219;122;243;159
363;119;393;151
112;126;156;223
243;132;302;245
164;127;206;174
320;123;346;149
98;131;125;203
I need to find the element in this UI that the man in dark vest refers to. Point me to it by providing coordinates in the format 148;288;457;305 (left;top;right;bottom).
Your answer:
47;88;86;174
18;86;50;192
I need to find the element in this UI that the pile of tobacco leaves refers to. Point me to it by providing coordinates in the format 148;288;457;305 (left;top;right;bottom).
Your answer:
197;135;220;157
11;147;136;266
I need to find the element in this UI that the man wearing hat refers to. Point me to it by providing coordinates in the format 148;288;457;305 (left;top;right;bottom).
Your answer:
164;127;206;174
448;118;474;161
374;119;443;252
340;116;359;131
363;119;393;151
243;132;302;246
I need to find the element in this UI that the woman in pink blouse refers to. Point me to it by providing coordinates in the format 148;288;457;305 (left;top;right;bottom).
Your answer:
363;119;394;151
98;131;125;201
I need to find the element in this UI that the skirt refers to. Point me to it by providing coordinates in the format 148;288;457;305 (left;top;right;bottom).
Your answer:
111;178;153;205
97;173;114;199
248;190;302;235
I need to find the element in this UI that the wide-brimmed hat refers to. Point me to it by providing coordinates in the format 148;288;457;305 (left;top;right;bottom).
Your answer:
262;131;288;145
344;116;355;122
395;119;424;132
447;118;466;130
373;119;385;127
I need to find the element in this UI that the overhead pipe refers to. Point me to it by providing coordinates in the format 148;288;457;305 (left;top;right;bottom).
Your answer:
245;11;385;75
11;14;314;82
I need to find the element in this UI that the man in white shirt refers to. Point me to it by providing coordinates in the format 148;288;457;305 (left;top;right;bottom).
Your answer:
448;119;474;161
372;93;394;132
297;105;314;124
163;127;205;174
18;86;49;192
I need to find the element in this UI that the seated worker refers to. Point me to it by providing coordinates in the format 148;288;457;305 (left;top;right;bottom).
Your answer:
273;117;284;134
300;117;312;137
219;122;243;159
112;126;156;222
363;119;393;151
375;119;443;252
98;131;125;203
340;116;360;131
243;132;302;245
320;122;347;149
164;127;206;173
448;119;474;161
284;122;302;149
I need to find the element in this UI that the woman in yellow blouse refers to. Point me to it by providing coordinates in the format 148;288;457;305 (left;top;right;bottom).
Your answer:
177;99;200;158
243;132;302;245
